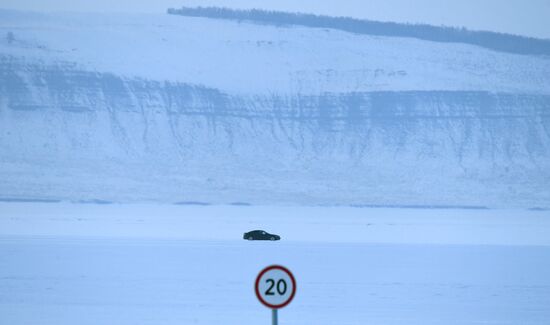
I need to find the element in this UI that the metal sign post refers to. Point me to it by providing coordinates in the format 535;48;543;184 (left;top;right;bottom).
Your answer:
272;309;278;325
255;265;296;325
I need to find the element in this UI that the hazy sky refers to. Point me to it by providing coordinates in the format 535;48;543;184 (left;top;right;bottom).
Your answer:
2;0;550;39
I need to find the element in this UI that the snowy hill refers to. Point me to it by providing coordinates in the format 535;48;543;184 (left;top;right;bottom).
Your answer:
0;10;549;207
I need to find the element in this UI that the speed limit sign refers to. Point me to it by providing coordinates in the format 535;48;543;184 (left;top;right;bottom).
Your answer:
255;265;296;324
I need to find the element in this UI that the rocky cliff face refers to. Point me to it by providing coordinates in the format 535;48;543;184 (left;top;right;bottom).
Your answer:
1;56;549;206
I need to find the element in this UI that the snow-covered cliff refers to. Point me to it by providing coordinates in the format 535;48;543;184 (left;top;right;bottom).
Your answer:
0;10;549;207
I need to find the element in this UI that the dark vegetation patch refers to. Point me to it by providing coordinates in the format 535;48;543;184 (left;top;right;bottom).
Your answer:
168;6;550;56
174;201;212;206
528;207;549;211
229;202;252;206
327;204;490;210
77;199;113;204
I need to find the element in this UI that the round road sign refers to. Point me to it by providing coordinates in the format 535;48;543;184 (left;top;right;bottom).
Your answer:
255;265;296;309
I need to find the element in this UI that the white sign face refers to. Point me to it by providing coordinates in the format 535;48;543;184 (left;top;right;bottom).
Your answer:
255;265;296;309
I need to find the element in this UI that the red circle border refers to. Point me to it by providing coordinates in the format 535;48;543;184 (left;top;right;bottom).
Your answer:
255;265;297;309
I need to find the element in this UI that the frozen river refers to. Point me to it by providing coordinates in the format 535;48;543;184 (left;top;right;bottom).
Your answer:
1;203;549;324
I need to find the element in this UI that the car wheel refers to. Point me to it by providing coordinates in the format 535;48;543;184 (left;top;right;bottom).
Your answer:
248;237;253;241
270;237;275;241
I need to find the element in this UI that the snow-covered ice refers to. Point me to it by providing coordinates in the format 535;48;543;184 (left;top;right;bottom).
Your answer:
1;202;549;325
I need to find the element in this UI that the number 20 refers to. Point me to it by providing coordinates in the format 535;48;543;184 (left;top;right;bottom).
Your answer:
265;278;287;295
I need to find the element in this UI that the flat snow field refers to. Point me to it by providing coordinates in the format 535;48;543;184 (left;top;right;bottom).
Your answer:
1;203;550;325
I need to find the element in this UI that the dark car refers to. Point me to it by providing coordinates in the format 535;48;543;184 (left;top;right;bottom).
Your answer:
243;230;281;241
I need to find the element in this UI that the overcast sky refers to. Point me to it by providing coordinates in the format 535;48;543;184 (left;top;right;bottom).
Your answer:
2;0;550;39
